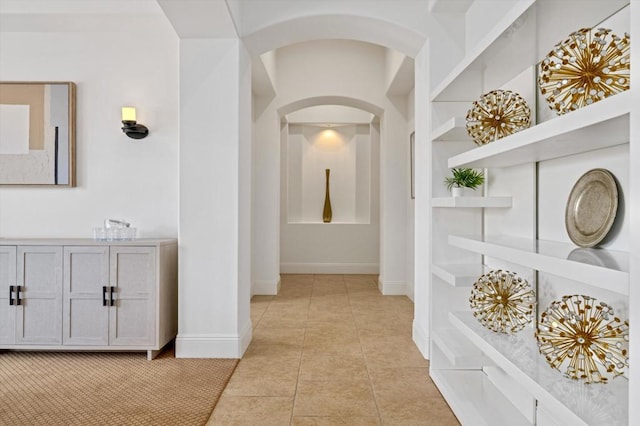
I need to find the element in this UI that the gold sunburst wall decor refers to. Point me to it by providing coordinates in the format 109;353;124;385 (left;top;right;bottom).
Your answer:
539;27;630;115
465;90;531;146
469;269;536;333
536;295;629;384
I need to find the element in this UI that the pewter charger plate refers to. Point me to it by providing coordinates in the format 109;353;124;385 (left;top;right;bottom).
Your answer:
565;168;618;248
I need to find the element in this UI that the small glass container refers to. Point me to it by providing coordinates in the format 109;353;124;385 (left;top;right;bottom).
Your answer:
122;227;137;240
106;227;122;241
93;227;107;241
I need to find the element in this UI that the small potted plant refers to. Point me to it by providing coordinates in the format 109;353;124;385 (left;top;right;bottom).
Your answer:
444;168;485;197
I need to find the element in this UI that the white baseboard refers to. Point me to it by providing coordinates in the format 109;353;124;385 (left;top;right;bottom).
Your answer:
280;263;379;274
377;277;408;295
252;276;281;295
175;322;252;358
406;281;415;301
413;320;430;359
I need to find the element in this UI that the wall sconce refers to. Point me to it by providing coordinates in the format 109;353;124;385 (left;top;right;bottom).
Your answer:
121;107;149;139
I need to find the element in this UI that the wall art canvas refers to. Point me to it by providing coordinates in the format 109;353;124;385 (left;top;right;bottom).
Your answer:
0;82;76;186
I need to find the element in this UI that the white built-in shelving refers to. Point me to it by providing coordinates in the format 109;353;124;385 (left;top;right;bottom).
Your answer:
431;117;471;142
432;328;484;368
427;0;635;424
450;312;629;426
430;369;533;426
448;235;629;295
448;91;631;169
431;263;489;287
432;196;512;208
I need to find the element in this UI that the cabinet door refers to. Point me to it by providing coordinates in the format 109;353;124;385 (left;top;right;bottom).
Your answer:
109;247;156;346
63;246;109;345
16;246;63;344
0;246;17;344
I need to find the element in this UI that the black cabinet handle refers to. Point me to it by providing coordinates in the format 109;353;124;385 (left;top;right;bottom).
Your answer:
109;286;116;307
15;286;21;306
102;286;108;307
9;285;15;306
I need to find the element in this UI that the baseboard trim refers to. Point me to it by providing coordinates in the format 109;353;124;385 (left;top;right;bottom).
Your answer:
175;322;252;358
413;320;430;359
253;276;281;295
377;278;408;295
280;263;379;274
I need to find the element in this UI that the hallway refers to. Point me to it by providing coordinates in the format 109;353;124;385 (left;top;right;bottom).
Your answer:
208;274;459;425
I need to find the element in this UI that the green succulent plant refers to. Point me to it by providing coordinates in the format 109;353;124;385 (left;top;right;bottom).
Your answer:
444;168;485;191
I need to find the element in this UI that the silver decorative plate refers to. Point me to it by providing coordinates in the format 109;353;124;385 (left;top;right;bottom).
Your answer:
565;169;618;248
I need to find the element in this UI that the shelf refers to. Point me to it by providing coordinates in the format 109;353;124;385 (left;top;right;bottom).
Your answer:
432;327;484;368
430;0;535;101
448;235;629;295
432;196;512;208
431;117;471;142
448;91;631;169
483;366;536;424
286;221;369;225
450;311;629;426
432;263;488;287
430;369;533;426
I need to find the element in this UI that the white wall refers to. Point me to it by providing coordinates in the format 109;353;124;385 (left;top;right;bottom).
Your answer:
412;41;430;357
406;88;415;301
176;38;252;358
0;10;179;238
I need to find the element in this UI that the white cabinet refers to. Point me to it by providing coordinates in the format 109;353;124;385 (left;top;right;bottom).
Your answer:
108;246;156;346
426;1;634;425
17;246;63;345
64;246;110;345
0;246;17;344
1;246;63;345
1;239;177;359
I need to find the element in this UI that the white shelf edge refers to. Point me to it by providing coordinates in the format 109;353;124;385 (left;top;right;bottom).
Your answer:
286;221;370;225
448;91;631;168
448;235;629;295
431;117;470;142
450;311;629;426
483;366;536;424
430;369;533;426
432;196;512;208
432;327;484;367
432;263;488;287
430;0;535;101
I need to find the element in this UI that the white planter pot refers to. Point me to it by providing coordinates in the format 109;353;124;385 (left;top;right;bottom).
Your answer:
452;187;465;197
451;187;480;197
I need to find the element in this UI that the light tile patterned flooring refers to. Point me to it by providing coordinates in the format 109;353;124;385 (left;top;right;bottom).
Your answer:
207;274;459;425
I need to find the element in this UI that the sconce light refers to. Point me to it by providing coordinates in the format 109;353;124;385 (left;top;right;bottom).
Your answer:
121;107;149;139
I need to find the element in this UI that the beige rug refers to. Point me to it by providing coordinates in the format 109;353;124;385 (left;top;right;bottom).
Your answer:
0;346;238;425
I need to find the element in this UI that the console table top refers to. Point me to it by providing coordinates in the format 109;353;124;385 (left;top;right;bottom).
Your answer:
0;238;178;246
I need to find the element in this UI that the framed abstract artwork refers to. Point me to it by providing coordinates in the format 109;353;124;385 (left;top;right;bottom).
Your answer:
0;82;76;186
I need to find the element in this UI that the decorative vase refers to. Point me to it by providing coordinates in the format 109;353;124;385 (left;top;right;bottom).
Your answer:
323;168;332;223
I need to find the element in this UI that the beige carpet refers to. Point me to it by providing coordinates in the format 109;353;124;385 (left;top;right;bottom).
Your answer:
0;346;238;426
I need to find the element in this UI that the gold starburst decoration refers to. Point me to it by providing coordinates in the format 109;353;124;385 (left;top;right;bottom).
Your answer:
465;90;531;146
536;295;629;384
539;27;630;115
469;269;535;333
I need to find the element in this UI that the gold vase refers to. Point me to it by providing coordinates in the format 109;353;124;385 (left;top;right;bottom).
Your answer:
323;169;332;223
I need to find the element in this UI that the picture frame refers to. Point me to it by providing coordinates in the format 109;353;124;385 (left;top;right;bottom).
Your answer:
410;131;415;199
0;82;76;186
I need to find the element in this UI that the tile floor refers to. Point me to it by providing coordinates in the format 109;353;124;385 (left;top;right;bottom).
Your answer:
207;274;459;425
